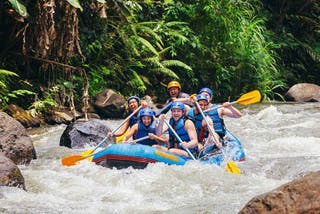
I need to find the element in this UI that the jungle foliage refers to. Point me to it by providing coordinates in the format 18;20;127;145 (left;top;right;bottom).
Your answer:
0;0;319;111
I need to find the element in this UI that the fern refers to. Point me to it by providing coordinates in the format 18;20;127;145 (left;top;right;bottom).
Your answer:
161;60;192;71
149;67;179;79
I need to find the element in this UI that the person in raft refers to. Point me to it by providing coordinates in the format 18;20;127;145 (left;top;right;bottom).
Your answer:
187;93;222;151
107;96;148;138
155;102;198;158
122;108;167;146
159;81;192;115
198;87;242;140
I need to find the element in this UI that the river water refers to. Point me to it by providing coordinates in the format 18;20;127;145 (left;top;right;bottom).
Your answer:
0;103;319;213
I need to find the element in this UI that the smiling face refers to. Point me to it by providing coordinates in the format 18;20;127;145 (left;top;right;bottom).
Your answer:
128;99;139;112
168;87;180;98
141;116;152;126
171;108;184;121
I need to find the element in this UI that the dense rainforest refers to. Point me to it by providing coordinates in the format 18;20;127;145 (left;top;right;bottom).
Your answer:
0;0;319;115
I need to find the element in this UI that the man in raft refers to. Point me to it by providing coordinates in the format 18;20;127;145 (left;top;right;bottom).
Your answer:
199;87;242;140
107;96;148;139
156;102;198;158
159;81;192;115
187;93;222;150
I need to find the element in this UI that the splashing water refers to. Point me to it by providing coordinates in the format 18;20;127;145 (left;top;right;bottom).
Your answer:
0;103;319;213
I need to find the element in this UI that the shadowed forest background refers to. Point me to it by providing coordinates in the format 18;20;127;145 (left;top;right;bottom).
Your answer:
0;0;319;115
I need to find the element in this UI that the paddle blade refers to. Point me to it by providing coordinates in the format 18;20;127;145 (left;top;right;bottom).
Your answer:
225;161;241;174
81;149;94;162
116;129;129;143
61;155;86;166
236;90;261;105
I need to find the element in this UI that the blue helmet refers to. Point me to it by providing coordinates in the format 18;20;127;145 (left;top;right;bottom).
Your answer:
196;94;209;102
171;102;185;111
127;96;140;105
199;87;213;98
139;108;155;118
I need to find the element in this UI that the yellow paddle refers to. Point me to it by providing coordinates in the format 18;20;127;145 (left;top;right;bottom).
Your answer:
204;90;261;112
61;106;142;166
116;129;129;143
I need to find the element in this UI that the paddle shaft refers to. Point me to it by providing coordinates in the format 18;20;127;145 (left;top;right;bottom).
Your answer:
113;105;142;134
91;105;143;153
155;102;172;117
123;135;150;144
203;100;238;113
163;120;196;160
194;102;222;148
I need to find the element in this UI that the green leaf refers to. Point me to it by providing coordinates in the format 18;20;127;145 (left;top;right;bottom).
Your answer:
135;36;159;56
65;0;83;11
8;0;28;18
161;60;192;71
96;0;106;3
0;69;19;77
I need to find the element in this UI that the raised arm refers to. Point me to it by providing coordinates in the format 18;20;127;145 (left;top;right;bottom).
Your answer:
122;123;138;142
107;120;129;138
220;102;242;118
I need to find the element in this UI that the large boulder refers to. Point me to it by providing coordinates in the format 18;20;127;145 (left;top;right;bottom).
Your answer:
239;171;320;214
93;89;126;118
285;83;320;102
59;119;113;149
0;112;37;164
0;154;25;190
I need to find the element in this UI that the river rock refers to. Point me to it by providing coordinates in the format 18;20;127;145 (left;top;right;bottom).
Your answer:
59;119;113;149
239;171;320;214
285;83;320;102
4;104;41;128
0;112;37;164
93;89;126;118
0;154;25;190
44;109;81;125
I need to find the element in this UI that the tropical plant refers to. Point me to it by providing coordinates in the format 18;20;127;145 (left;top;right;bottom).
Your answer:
161;0;285;100
0;69;35;109
78;1;195;99
30;86;58;114
261;0;320;89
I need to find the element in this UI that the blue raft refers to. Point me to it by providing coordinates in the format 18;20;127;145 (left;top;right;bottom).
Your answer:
92;130;245;169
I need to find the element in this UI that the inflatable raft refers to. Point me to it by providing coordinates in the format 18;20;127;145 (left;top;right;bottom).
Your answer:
92;130;245;169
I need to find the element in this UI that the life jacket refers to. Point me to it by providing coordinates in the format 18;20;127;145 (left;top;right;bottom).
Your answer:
135;120;157;146
168;117;198;154
128;113;139;128
206;104;226;137
187;108;208;141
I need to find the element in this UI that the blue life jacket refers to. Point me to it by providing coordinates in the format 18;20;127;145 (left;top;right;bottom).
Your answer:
128;114;139;128
206;104;226;137
168;117;198;154
187;108;210;142
187;108;203;136
135;120;157;146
